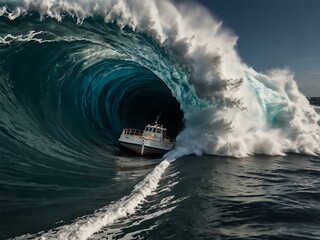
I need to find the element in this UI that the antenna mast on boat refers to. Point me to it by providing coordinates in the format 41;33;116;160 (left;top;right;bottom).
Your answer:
155;112;161;124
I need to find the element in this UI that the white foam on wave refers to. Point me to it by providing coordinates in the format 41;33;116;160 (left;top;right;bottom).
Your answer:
0;31;49;44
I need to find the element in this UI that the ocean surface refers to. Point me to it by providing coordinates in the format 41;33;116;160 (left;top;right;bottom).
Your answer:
1;1;320;239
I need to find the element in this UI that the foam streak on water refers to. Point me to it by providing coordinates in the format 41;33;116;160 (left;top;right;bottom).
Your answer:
13;160;171;240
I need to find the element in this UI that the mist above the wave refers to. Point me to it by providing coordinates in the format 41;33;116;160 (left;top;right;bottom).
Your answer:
2;0;320;158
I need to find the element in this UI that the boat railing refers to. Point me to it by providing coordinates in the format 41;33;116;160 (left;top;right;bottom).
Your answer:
122;128;143;137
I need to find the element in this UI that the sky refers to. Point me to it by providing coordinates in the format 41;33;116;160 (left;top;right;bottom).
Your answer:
174;0;320;97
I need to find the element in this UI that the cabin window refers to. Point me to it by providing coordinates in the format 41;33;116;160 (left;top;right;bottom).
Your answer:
157;129;161;133
163;130;167;137
152;128;156;132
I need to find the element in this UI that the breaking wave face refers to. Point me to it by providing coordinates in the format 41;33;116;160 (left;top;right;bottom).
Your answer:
1;1;320;159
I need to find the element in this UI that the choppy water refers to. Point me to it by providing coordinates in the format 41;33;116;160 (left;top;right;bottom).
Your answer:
86;154;320;240
1;1;320;239
3;154;320;239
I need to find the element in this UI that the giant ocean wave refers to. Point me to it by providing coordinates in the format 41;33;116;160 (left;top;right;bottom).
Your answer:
1;0;320;239
1;0;320;159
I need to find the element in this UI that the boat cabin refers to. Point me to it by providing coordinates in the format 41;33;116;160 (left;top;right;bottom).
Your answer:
143;124;167;140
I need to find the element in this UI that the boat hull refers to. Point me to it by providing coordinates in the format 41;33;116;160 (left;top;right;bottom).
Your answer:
118;140;170;156
118;134;174;156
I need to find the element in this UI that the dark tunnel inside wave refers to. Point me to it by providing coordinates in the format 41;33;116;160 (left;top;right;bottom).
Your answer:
3;38;184;154
78;59;184;143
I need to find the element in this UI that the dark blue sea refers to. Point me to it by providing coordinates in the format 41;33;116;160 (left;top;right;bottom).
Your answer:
1;1;320;239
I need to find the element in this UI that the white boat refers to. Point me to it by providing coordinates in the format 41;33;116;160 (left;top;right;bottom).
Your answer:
118;117;175;156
